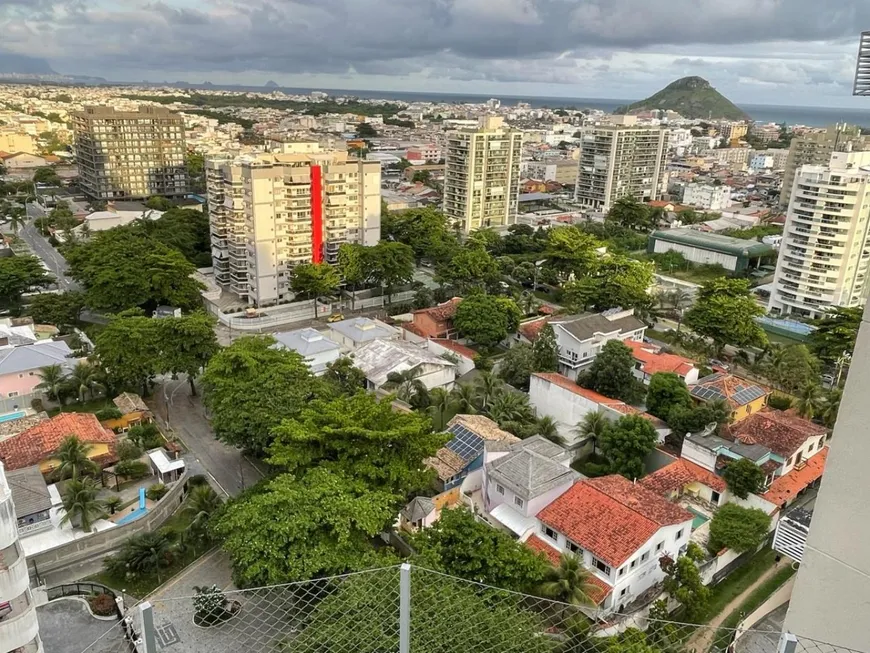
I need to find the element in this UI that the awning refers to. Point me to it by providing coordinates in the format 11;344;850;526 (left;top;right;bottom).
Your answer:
489;503;537;537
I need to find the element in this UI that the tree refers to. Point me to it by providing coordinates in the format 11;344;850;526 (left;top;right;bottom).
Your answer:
708;504;771;553
454;294;520;347
93;312;160;396
498;343;535;390
60;477;102;533
666;400;732;445
821;388;842;429
428;387;458;431
32;166;61;186
474;371;502;411
67;361;104;402
26;290;85;329
0;255;53;309
607;196;653;231
337;243;370;308
487;390;535;434
411;507;549;592
144;196;174;211
35;364;67;403
55;435;98;480
122;531;173;584
538;553;598;605
356;122;379;138
268;392;446;498
535;415;565;446
586;257;655;314
722;458;765;499
290;263;340;318
201;336;321;453
184;484;222;546
383;368;430;409
531;324;559;372
186;152;206;193
599;414;658;480
808;306;862;365
436;246;500;292
574;410;610;454
646;373;693;421
683;279;767;352
578;340;645;403
661;542;710;621
381;207;457;264
450;383;479;414
211;468;396;585
142;208;212;267
323;357;366;396
368;241;415;306
763;344;820;394
795;382;824;420
545;227;602;278
157;312;220;395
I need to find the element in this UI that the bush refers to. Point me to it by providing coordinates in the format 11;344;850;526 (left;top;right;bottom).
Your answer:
96;407;123;421
708;504;771;553
114;460;150;480
31;398;44;413
117;441;142;461
768;393;793;410
189;474;209;487
104;496;122;514
88;593;116;617
128;423;164;450
146;483;167;501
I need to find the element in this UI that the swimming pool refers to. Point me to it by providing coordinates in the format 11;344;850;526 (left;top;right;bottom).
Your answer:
116;506;148;525
0;411;25;424
688;507;709;530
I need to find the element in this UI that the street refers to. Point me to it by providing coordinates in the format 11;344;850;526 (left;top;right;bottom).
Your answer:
20;202;79;291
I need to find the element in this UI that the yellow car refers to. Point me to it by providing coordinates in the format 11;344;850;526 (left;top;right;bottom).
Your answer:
327;313;345;323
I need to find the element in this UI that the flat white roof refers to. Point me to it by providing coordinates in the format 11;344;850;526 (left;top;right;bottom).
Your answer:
148;449;186;474
488;503;537;537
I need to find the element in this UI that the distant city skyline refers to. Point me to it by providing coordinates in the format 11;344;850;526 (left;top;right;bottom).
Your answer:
3;0;870;109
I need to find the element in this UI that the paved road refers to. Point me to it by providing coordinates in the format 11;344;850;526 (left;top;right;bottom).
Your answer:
152;377;265;498
20;203;79;291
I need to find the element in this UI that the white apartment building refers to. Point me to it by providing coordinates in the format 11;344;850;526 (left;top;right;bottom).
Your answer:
668;128;694;153
769;150;870;319
0;463;42;653
749;154;774;172
520;159;579;185
751;148;790;169
444;116;522;233
709;147;751;168
574;116;668;212
682;183;731;211
206;142;381;307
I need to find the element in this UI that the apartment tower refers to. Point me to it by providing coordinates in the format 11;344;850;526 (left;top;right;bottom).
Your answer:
72;105;188;201
574;115;668;212
206;142;380;307
443;116;522;233
779;123;868;208
769;150;870;319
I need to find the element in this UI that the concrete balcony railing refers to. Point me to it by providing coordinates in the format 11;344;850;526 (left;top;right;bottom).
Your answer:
0;500;17;552
0;554;29;601
0;596;39;653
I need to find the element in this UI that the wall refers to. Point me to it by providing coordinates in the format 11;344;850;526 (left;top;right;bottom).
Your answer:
415;364;455;391
426;340;476;376
733;576;795;643
731;395;768;422
39;444;111;474
529;376;625;447
779;437;827;476
680;438;718;472
0;370;52;398
28;475;188;578
651;239;739;271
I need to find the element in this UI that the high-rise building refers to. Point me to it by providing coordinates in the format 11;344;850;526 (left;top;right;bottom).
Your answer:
719;121;748;143
72;105;188;200
0;463;43;653
443;116;522;233
206;142;380;307
768;150;870;319
779;123;868;208
573;116;668;213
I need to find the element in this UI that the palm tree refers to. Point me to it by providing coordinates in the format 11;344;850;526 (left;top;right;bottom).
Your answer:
535;415;566;447
820;388;842;429
67;361;104;402
488;390;533;427
428;387;458;431
60;477;103;533
183;485;222;553
4;212;26;236
574;411;610;455
795;382;824;420
125;532;172;584
450;383;479;414
474;371;503;411
35;364;67;404
55;435;98;480
538;553;597;606
384;368;429;408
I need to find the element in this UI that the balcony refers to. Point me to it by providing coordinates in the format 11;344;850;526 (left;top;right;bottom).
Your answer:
0;592;39;653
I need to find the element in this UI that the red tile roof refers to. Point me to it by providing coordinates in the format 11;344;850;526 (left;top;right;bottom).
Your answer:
690;373;769;409
624;340;696;377
538;476;693;567
518;317;550;342
763;448;828;507
0;413;117;470
431;339;477;360
415;297;462;321
641;459;727;497
724;409;827;458
524;535;612;605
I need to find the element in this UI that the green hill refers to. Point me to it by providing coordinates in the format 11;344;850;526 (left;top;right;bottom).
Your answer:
615;77;751;121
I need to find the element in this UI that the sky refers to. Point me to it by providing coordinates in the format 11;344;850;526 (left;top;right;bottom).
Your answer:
2;0;870;107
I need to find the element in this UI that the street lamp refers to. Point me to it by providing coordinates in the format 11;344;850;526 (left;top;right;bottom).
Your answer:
532;258;547;292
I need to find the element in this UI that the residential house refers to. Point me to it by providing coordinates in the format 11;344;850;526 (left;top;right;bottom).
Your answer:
689;373;769;421
352;338;456;392
549;309;646;380
425;415;519;493
0;152;48;171
7;465;52;536
272;328;341;375
625;340;700;385
0;413;117;473
515;316;551;345
409;298;462;339
641;458;728;508
482;436;578;538
326;317;399;351
426;339;477;376
102;392;152;432
527;475;694;615
0;340;77;401
147;448;186;484
399;497;437;532
529;373;670;449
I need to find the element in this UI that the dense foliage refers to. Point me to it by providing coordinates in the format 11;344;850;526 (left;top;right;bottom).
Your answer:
708;504;771;553
578;340;646;403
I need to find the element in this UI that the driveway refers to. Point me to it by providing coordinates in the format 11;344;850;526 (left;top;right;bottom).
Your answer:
19;206;79;291
38;598;126;653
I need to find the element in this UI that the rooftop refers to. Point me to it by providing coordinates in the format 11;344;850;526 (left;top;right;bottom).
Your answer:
763;447;828;507
641;458;727;496
6;465;51;517
724;409;827;459
624;340;696;377
486;436;577;499
401;496;436;523
414;297;462;322
352;338;454;387
431;339;477;360
273;328;341;357
551;310;645;343
113;392;149;415
690;373;769;409
0;340;76;377
328;317;398;343
518;317;550;342
650;228;775;258
0;413;117;471
424;414;519;481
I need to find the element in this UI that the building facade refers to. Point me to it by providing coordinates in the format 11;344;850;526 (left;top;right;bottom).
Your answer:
443;116;522;233
521;160;579;186
769;150;870;319
682;183;731;211
72;106;188;200
206;142;381;306
574;116;668;212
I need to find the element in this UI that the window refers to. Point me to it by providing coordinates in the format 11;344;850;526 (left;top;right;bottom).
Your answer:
711;491;721;504
566;540;582;554
656;542;663;552
542;525;558;541
514;496;525;509
593;558;611;575
496;484;504;495
7;392;17;398
641;551;649;562
808;442;815;452
620;587;629;598
630;559;637;569
676;529;684;541
618;566;626;577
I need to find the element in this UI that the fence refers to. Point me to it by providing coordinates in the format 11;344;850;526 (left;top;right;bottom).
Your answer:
78;564;863;653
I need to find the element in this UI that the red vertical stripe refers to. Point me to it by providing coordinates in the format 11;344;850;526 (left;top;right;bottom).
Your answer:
310;164;323;263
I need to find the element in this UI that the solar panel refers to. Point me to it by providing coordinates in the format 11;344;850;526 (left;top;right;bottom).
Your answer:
446;424;484;461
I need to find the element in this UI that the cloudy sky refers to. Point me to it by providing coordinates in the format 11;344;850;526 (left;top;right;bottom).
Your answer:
2;0;870;107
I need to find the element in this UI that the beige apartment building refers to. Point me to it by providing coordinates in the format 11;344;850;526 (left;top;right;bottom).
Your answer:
206;142;381;307
574;116;668;212
0;130;36;155
719;121;748;143
72;106;188;200
443;116;522;233
769;150;870;319
779;123;868;208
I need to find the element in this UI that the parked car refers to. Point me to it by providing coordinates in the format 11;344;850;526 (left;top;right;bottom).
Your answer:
710;359;731;372
327;313;345;323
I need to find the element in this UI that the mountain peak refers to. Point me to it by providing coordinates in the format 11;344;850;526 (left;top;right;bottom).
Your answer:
614;76;750;121
664;76;712;91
